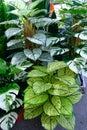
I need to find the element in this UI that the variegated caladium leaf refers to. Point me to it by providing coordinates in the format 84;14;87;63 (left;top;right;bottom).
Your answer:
0;112;18;130
0;83;20;112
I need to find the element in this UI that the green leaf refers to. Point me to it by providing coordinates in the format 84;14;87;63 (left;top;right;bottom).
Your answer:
58;76;76;86
67;58;86;74
47;61;67;73
33;81;52;94
0;83;20;111
24;106;43;119
0;58;8;74
0;112;18;130
60;97;73;115
24;48;42;61
11;52;27;65
27;77;43;86
41;113;58;130
68;92;82;104
5;28;22;39
33;66;47;73
58;115;75;130
48;81;69;96
43;100;60;116
24;88;48;105
28;69;47;77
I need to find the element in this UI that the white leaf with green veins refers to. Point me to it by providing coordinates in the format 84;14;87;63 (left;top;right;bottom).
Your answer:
58;115;75;130
41;113;58;130
5;28;22;39
0;83;20;112
75;31;87;40
46;37;59;47
0;112;18;130
7;39;22;47
24;48;42;61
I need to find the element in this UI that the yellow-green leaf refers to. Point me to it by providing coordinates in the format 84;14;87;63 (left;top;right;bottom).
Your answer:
43;101;60;116
27;77;43;86
58;115;75;130
33;81;52;94
68;91;82;104
28;69;47;77
47;61;67;73
60;97;73;115
24;106;43;119
41;113;58;130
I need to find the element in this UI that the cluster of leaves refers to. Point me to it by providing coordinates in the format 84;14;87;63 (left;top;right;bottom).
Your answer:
24;61;82;130
0;58;23;130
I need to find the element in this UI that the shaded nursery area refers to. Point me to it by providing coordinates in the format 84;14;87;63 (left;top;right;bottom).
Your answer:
0;0;87;130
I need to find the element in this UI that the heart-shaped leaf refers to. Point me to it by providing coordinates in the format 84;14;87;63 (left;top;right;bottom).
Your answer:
24;48;42;61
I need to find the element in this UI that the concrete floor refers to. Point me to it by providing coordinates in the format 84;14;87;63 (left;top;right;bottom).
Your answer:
9;90;87;130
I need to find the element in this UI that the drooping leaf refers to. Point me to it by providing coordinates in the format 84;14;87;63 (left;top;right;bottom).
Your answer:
58;115;75;130
33;81;52;94
0;58;8;74
60;97;73;115
0;112;18;130
5;28;22;39
28;69;47;77
24;48;42;61
0;83;20;111
47;61;67;73
68;91;82;104
0;19;19;25
24;106;43;119
11;52;27;65
43;101;60;116
24;88;48;105
41;113;58;130
67;58;86;74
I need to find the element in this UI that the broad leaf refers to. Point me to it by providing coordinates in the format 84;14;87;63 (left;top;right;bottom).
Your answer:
46;37;59;47
58;115;75;130
0;58;8;74
24;106;43;119
24;48;42;61
60;97;73;115
0;83;20;111
33;66;47;73
7;39;22;47
67;58;86;74
24;88;48;105
11;52;27;65
50;47;69;56
0;112;18;130
41;113;58;130
43;101;60;116
28;69;47;77
75;46;87;59
75;31;87;40
48;81;69;96
0;19;19;25
27;77;43;86
47;61;67;72
33;81;52;94
39;52;53;62
68;92;82;104
5;28;22;39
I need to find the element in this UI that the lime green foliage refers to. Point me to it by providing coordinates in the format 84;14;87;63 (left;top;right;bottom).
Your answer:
24;62;82;130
